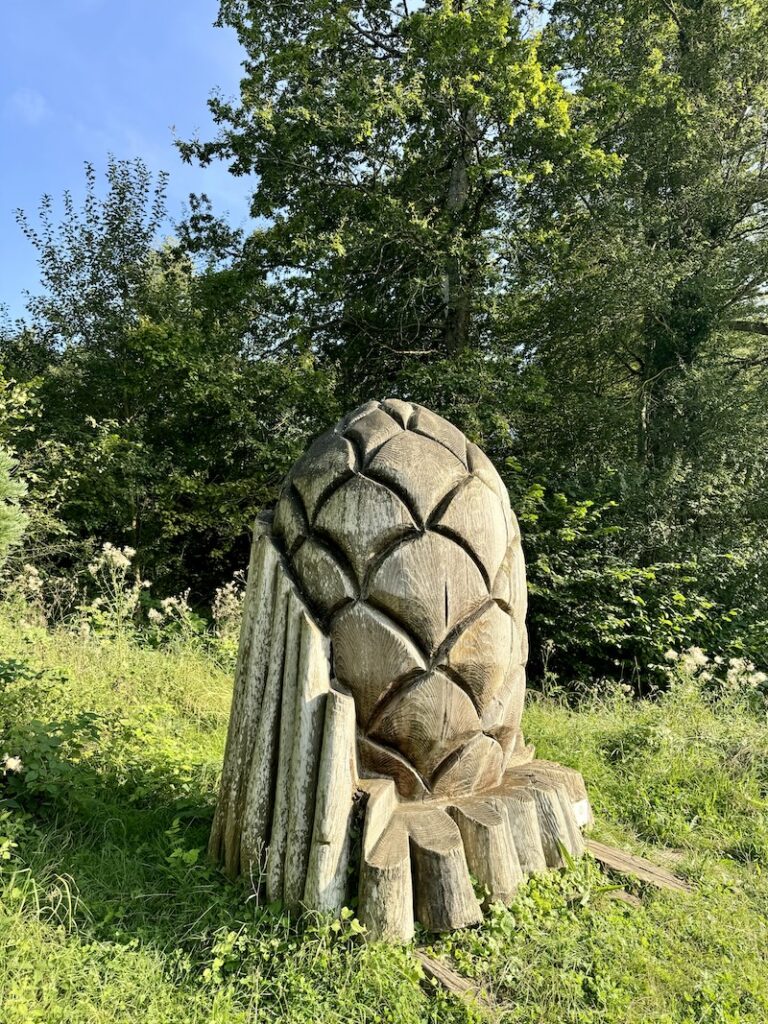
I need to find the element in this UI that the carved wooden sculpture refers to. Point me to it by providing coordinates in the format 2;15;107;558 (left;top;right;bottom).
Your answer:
210;399;592;940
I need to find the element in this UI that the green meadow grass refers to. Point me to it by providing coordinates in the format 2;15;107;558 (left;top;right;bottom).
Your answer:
1;610;767;1023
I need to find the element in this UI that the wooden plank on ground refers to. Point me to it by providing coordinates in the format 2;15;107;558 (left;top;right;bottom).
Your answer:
605;888;643;909
587;839;692;893
414;952;495;1012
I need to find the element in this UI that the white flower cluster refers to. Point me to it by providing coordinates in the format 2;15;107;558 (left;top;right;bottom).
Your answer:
1;754;23;774
161;593;191;616
16;563;43;597
666;645;768;694
212;575;245;636
88;542;136;576
148;592;192;626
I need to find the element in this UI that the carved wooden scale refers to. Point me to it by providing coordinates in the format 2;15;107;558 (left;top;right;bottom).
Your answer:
210;399;592;940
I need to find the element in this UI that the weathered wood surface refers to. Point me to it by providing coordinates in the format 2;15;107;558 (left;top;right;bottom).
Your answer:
413;952;495;1012
605;889;643;909
265;596;304;902
210;528;279;876
210;401;595;939
406;806;483;932
283;615;332;908
357;763;592;940
304;689;357;913
272;399;529;801
448;798;523;904
587;840;693;893
358;812;414;942
497;787;548;875
239;572;291;875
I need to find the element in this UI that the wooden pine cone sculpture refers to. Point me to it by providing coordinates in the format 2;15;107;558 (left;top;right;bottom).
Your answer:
210;400;592;941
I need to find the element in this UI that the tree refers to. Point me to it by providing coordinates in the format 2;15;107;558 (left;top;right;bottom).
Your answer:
497;0;768;676
5;159;338;597
174;0;767;674
16;157;168;352
180;0;615;400
534;0;768;475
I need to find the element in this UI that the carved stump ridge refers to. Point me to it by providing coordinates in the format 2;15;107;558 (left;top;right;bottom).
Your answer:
210;399;592;940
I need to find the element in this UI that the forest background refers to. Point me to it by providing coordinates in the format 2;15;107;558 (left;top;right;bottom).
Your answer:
2;0;768;690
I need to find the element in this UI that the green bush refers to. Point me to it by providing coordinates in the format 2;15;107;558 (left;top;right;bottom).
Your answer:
0;374;28;569
517;485;762;689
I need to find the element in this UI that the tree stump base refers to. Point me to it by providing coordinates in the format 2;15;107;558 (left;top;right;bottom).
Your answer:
358;760;591;940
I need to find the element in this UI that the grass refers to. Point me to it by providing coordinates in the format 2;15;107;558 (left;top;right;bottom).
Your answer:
1;607;768;1023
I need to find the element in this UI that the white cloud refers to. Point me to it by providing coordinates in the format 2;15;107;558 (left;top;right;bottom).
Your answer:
5;88;49;125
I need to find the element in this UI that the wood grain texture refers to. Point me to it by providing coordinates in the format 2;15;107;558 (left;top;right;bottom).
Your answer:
359;816;414;942
497;788;548;875
530;783;573;868
211;402;595;940
239;572;292;875
405;807;483;932
366;430;467;522
370;668;480;780
367;532;489;655
304;689;357;913
292;539;355;620
433;474;508;583
271;399;529;800
214;530;280;876
413;952;495;1011
432;733;503;798
587;840;693;893
283;612;332;909
331;603;427;727
315;473;417;583
265;596;303;902
448;798;523;904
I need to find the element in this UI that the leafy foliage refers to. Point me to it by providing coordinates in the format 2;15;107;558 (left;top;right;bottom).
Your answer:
2;159;339;596
3;2;768;682
180;0;616;385
0;374;28;568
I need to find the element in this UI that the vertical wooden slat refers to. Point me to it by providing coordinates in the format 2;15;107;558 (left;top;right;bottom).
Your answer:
283;612;332;908
304;689;357;913
239;572;292;876
265;593;303;902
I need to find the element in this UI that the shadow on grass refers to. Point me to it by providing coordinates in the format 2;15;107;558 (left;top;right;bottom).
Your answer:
1;654;266;957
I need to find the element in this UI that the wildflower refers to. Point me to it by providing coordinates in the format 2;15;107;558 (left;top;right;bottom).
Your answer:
213;576;245;635
2;755;23;773
148;608;164;625
663;649;679;662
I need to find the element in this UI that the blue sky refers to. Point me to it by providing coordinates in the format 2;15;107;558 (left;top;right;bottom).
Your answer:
1;0;252;319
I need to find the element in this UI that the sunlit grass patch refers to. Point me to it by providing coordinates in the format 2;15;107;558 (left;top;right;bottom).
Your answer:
2;608;768;1023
